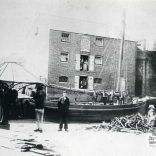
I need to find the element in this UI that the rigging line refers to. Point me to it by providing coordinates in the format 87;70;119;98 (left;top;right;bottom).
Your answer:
125;41;134;91
98;38;116;78
15;62;43;83
105;50;116;90
11;63;14;82
111;50;118;90
112;50;118;90
112;49;117;90
0;62;5;68
0;63;9;78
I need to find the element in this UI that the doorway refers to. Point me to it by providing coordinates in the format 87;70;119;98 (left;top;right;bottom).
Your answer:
79;76;88;89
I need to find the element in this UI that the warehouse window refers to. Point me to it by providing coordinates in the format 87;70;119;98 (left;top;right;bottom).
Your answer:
94;78;102;84
59;76;68;82
80;55;89;71
79;76;88;89
60;52;69;62
95;37;103;46
61;32;70;42
95;55;102;65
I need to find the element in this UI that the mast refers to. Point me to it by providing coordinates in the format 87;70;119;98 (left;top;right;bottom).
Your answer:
116;9;126;91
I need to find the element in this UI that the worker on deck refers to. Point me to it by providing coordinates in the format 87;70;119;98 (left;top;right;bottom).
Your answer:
102;90;107;105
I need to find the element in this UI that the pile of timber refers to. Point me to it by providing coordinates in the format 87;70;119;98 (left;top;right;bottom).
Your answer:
86;113;156;134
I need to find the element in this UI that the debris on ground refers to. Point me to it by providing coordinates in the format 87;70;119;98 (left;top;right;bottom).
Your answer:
86;113;156;134
14;137;61;156
0;133;61;156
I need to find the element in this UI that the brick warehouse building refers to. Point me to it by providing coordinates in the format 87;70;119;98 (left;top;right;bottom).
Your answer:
48;29;137;97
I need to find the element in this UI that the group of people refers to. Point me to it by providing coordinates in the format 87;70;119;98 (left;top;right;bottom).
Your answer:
0;82;70;133
80;78;87;89
93;90;132;105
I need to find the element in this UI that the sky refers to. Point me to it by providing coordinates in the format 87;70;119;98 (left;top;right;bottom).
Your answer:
0;0;156;77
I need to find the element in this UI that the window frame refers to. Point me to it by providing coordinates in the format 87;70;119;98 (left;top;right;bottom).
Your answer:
60;52;69;62
95;55;103;65
61;32;70;43
94;78;102;84
95;37;103;47
59;76;68;83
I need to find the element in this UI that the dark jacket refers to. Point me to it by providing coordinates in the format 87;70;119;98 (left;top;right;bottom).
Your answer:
34;90;45;109
58;96;70;113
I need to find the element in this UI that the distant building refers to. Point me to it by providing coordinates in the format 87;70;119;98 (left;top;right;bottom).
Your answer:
48;29;137;96
136;50;156;97
153;40;156;51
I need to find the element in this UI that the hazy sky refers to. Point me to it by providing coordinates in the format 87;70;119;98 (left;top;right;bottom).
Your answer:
0;0;156;77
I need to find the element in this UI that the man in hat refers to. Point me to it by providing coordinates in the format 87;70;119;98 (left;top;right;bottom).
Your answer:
58;90;70;131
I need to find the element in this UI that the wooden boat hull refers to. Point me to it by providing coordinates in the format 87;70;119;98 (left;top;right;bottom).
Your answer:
44;101;147;122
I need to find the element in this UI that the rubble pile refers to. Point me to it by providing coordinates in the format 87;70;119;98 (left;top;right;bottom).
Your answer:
87;113;156;134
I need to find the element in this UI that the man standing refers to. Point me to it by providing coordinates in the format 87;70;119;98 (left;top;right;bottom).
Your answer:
33;84;45;133
102;90;107;105
58;91;70;131
0;83;10;126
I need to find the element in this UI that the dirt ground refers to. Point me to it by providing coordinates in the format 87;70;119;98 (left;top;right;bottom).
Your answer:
0;120;155;156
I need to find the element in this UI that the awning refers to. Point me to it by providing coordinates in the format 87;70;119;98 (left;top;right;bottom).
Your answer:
0;62;43;84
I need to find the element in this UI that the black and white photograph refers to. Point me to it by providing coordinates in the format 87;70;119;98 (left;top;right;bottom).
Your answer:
0;0;156;155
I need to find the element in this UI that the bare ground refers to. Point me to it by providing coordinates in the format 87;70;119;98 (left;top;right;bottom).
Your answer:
0;120;155;156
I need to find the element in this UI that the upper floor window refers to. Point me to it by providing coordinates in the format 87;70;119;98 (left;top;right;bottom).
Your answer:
81;35;90;52
95;37;103;46
59;76;68;82
60;52;69;62
61;32;70;42
95;55;102;65
94;78;102;84
80;55;89;71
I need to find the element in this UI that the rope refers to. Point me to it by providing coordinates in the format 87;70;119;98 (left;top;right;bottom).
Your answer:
97;38;116;79
0;63;9;78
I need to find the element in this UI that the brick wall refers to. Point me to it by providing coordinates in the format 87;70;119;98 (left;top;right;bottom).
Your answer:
48;29;136;96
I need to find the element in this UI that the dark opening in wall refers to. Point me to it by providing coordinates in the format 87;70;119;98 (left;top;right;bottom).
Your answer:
79;76;88;89
59;76;68;82
94;78;102;84
80;55;89;71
